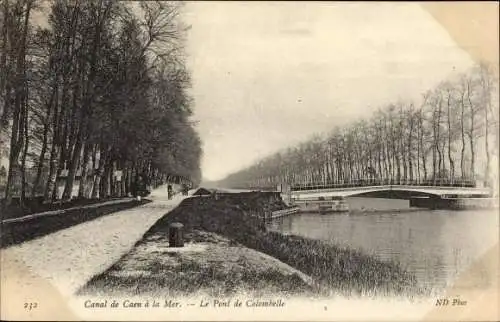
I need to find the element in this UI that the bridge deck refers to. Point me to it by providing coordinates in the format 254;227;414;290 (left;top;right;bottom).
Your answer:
290;184;492;199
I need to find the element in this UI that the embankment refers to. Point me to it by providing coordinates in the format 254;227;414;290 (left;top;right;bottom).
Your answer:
81;192;425;298
1;199;151;248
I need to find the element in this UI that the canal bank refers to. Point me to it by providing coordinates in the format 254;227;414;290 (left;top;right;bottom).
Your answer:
79;192;423;298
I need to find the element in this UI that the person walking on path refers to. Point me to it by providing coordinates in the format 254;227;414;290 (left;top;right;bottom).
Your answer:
167;184;173;199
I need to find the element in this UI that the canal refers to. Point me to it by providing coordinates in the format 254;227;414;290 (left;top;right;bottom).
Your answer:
266;197;499;296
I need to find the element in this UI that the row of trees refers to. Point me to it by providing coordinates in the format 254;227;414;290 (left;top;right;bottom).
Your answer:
221;63;499;191
1;0;202;205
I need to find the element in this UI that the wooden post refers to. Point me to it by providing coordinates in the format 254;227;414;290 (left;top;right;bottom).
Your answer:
169;222;184;247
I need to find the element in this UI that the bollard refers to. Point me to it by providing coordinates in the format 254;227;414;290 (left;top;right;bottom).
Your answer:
169;222;184;247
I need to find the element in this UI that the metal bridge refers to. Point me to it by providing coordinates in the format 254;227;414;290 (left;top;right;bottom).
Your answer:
286;180;493;201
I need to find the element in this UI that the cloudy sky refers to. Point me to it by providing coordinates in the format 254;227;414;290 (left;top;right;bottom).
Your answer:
183;2;476;181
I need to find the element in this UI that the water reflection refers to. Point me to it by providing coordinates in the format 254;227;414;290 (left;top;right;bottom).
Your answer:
267;197;499;295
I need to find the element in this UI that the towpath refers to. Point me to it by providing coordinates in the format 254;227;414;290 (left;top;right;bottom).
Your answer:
1;185;189;319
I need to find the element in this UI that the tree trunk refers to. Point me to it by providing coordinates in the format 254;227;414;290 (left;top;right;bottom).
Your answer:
436;100;443;181
5;100;22;202
0;0;8;123
408;115;414;182
92;147;107;199
31;85;57;197
78;142;91;198
446;92;455;182
4;0;32;204
484;88;491;186
120;164;127;197
43;83;61;202
20;89;29;204
126;165;132;196
44;143;60;201
420;117;428;181
101;162;112;199
62;129;84;201
467;81;476;180
416;132;420;183
460;91;466;180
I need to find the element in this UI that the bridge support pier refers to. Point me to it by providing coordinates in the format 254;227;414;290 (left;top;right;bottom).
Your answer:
278;183;293;206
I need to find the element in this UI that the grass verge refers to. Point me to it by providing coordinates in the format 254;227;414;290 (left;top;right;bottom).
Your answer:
79;229;314;298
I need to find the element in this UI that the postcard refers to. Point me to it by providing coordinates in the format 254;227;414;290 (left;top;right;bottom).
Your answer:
1;1;498;321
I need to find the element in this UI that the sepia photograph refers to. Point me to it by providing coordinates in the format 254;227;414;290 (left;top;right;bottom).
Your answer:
1;1;499;321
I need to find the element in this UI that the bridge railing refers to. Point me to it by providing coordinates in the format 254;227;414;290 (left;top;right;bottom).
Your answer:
291;178;478;191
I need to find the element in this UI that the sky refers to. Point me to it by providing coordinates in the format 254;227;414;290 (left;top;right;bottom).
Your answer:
183;2;475;182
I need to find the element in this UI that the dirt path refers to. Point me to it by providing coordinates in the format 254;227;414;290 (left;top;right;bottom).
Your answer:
1;186;188;319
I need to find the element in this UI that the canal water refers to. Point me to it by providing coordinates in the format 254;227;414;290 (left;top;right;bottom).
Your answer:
266;197;499;296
